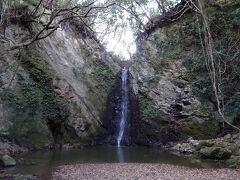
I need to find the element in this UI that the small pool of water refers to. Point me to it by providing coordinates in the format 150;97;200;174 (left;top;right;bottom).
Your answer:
6;146;224;179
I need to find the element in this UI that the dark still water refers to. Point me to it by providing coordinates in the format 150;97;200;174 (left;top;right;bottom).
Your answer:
7;146;224;179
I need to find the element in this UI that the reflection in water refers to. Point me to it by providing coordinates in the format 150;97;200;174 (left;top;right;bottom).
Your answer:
117;147;124;162
9;146;224;179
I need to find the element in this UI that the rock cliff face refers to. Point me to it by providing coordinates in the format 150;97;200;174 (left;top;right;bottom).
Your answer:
130;52;217;145
0;20;119;148
130;0;240;146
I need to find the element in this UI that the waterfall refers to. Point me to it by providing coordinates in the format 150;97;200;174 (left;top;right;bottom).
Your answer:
117;68;129;147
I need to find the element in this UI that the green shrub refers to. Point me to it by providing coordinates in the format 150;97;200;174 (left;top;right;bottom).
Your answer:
206;5;218;15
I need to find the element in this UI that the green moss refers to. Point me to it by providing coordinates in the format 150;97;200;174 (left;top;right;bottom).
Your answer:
77;44;115;117
205;5;218;15
195;105;210;117
79;44;92;57
169;47;186;60
1;47;71;148
178;117;219;140
227;145;240;155
138;92;169;125
200;146;232;160
2;80;51;147
226;156;240;168
135;92;176;144
195;141;214;151
134;0;240;143
232;8;240;25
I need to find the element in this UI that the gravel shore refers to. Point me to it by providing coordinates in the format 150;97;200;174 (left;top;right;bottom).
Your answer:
52;163;240;180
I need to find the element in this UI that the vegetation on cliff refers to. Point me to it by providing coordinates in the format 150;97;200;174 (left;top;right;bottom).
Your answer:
0;0;119;149
0;0;239;156
131;0;240;145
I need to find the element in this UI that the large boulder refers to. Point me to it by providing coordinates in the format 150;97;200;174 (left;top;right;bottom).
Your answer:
0;155;16;167
195;141;214;151
200;147;232;160
171;143;196;154
0;141;28;156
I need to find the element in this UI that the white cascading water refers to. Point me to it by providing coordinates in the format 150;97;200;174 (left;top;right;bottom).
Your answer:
117;68;129;147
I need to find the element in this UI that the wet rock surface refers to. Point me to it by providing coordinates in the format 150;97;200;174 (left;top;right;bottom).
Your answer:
0;155;16;167
171;143;196;154
200;147;232;160
104;70;139;146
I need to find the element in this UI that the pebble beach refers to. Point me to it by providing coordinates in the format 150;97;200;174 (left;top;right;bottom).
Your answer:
52;163;240;180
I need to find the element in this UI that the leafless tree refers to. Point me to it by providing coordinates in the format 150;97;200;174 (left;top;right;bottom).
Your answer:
0;0;115;51
191;0;240;131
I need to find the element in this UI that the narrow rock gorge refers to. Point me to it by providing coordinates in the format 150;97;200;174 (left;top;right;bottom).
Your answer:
1;0;240;178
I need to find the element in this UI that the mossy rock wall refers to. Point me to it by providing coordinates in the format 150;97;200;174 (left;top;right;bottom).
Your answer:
0;20;119;148
132;91;177;145
130;0;240;144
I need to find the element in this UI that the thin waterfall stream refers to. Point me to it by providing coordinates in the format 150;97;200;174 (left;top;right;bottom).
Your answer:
6;69;227;179
117;68;129;147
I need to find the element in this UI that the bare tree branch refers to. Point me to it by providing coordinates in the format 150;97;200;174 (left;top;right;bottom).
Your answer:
195;0;240;131
1;1;115;51
136;0;195;45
